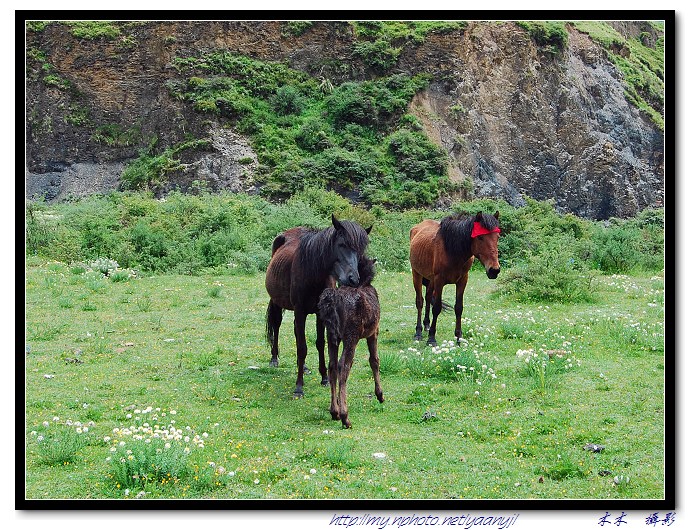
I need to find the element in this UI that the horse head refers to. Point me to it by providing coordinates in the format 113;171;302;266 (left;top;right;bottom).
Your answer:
331;214;372;287
470;211;501;279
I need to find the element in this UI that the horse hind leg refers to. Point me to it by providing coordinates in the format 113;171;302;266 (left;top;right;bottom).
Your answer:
293;310;309;398
423;279;433;332
266;300;283;367
316;316;329;386
367;334;384;404
327;335;341;421
337;341;356;428
427;283;444;347
412;270;425;341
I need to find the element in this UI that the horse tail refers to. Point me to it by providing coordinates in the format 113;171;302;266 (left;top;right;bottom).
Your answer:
270;234;287;256
317;288;341;340
265;300;284;345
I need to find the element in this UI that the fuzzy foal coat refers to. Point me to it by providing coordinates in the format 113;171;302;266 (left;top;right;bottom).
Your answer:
317;258;383;428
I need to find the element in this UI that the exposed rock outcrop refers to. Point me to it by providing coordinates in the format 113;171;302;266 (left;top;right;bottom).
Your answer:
25;20;664;219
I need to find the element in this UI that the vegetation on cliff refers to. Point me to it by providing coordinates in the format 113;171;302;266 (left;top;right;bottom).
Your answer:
162;52;453;208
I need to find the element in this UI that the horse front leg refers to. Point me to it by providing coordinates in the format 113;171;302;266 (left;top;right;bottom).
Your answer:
454;272;469;342
412;270;425;341
293;310;308;398
316;315;329;386
367;333;384;404
327;335;341;421
338;341;356;428
427;282;445;347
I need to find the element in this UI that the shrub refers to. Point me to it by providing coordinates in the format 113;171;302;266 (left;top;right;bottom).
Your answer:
66;21;121;40
589;222;659;273
24;192;663;277
325;74;429;128
387;129;447;180
295;117;333;151
516;21;568;51
121;138;210;190
127;220;170;271
353;39;402;70
496;237;596;303
281;20;313;37
91;124;141;147
270;85;306;115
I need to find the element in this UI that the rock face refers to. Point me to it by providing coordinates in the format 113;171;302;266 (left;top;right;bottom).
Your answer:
25;20;664;219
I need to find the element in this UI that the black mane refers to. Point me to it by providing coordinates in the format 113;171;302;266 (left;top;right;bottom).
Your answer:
297;220;370;279
357;256;376;287
439;212;499;258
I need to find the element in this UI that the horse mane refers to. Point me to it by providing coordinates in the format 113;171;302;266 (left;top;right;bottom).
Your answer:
297;220;369;279
439;212;499;258
357;256;376;287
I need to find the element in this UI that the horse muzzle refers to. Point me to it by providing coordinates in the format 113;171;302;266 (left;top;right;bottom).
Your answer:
487;267;500;279
340;272;360;287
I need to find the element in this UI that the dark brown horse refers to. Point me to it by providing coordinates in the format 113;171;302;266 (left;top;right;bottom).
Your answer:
265;215;371;398
318;256;383;428
409;211;501;346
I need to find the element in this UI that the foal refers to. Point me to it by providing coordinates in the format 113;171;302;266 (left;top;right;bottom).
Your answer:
317;257;384;428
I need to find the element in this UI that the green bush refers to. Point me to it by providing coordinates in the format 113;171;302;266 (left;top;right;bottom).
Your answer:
387;129;447;180
516;21;568;51
270;85;306;115
496;236;596;303
591;225;644;273
66;21;121;40
353;39;401;70
294;117;334;151
24;192;664;277
281;20;313;37
325;75;429;128
121;138;210;190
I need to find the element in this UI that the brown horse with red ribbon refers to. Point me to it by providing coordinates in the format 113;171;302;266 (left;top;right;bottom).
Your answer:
409;211;501;345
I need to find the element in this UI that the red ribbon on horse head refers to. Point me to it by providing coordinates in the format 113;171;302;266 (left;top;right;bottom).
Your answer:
471;222;501;238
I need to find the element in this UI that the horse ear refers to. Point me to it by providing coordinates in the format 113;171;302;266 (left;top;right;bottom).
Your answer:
332;214;343;231
494;210;500;220
475;212;483;221
365;225;373;234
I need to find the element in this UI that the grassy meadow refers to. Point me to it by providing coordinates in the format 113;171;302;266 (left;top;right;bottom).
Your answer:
24;256;665;500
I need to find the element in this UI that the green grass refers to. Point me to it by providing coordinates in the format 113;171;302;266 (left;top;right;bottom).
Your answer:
24;258;665;500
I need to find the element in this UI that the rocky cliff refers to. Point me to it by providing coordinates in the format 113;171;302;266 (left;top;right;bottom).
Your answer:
25;19;665;219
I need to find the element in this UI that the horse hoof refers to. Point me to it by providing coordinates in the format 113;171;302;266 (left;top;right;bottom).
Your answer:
293;391;304;399
269;359;279;367
321;378;329;386
414;334;423;341
427;339;437;347
342;419;352;429
377;393;384;403
303;366;312;375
